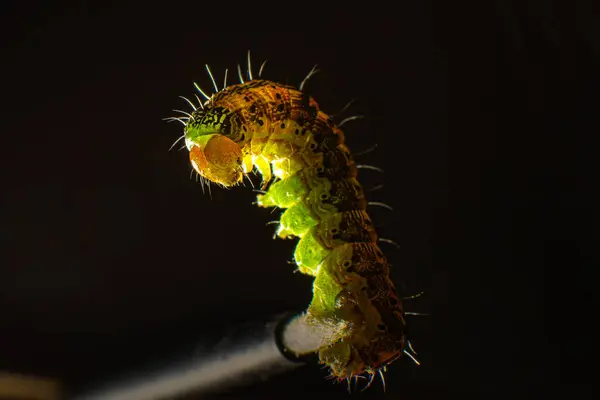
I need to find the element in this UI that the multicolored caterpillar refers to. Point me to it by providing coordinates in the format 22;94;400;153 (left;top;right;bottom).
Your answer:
168;53;420;387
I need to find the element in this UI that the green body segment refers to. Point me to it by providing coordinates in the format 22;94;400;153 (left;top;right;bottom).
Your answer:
294;233;328;276
278;203;318;238
183;79;407;379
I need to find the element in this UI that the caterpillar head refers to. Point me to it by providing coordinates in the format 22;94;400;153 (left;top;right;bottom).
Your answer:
185;116;243;186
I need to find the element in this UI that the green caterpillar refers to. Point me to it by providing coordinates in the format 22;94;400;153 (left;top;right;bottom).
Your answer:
169;54;419;386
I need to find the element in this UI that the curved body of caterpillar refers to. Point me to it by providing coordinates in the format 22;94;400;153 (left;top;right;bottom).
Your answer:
178;70;410;382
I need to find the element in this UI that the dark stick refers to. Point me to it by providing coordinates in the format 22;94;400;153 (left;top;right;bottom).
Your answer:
72;313;324;400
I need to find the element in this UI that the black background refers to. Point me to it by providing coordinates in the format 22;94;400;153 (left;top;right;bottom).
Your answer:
0;0;593;398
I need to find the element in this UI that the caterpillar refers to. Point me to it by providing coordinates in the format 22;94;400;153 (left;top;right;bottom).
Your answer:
168;53;420;388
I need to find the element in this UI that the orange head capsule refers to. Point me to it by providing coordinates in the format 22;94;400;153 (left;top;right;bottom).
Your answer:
188;134;243;187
